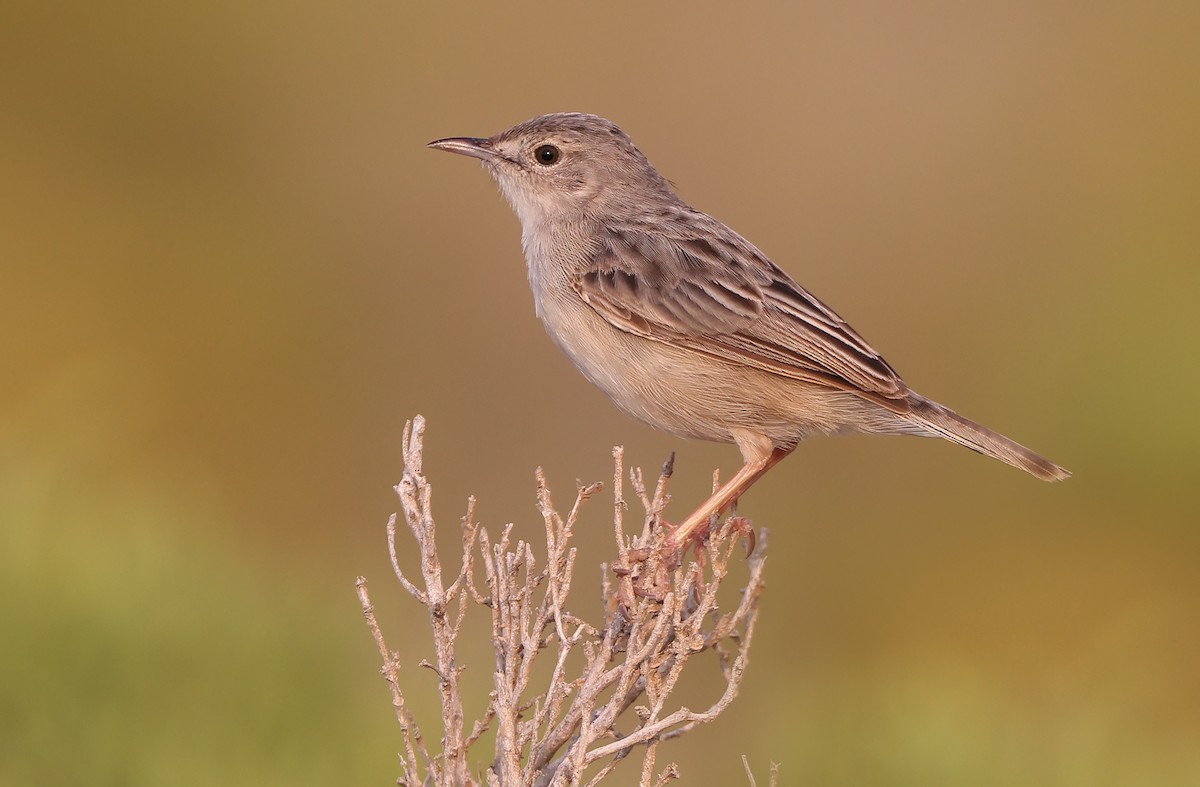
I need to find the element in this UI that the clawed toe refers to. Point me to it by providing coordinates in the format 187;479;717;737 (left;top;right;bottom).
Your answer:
661;513;755;563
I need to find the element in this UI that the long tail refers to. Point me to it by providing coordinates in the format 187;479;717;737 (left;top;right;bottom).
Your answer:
907;395;1071;482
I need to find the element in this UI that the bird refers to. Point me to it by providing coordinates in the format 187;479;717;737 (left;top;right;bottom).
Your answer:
428;112;1069;548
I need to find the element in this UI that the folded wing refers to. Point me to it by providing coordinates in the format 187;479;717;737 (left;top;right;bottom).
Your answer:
573;223;912;413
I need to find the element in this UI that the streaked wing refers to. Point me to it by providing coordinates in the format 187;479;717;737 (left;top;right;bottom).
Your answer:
573;223;909;409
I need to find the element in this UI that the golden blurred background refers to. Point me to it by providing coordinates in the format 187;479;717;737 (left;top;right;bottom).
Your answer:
2;2;1198;784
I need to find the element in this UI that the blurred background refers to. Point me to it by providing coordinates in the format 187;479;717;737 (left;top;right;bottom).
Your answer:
2;2;1198;784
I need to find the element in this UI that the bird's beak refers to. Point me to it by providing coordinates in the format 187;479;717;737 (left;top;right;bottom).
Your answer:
426;136;503;163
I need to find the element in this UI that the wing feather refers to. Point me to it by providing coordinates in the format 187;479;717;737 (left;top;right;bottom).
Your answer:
572;223;910;410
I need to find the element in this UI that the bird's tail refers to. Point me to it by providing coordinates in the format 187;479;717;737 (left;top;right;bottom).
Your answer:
907;395;1070;482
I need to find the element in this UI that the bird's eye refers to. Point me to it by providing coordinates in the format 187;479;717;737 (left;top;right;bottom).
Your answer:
534;144;560;166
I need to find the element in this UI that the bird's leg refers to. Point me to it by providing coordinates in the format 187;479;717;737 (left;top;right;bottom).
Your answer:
663;442;792;552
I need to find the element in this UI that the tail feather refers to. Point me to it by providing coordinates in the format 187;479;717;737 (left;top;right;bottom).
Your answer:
907;396;1071;482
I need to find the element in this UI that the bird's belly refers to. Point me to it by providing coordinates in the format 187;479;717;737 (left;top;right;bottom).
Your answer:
536;292;863;446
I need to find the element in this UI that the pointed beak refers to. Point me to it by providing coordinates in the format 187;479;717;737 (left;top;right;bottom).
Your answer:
426;136;503;163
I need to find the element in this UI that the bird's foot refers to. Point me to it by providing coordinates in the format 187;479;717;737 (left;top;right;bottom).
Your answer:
612;512;757;609
659;512;756;566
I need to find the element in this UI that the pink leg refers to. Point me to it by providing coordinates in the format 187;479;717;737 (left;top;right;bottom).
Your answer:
663;437;793;550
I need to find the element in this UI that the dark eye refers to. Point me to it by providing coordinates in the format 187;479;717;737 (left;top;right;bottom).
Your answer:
534;144;560;166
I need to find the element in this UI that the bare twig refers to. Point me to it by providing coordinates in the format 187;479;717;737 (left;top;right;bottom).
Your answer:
359;415;769;785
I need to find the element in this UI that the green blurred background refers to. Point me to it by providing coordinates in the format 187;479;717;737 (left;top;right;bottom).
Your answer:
3;2;1198;784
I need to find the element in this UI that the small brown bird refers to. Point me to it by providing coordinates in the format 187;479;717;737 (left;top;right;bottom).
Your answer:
429;113;1069;547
